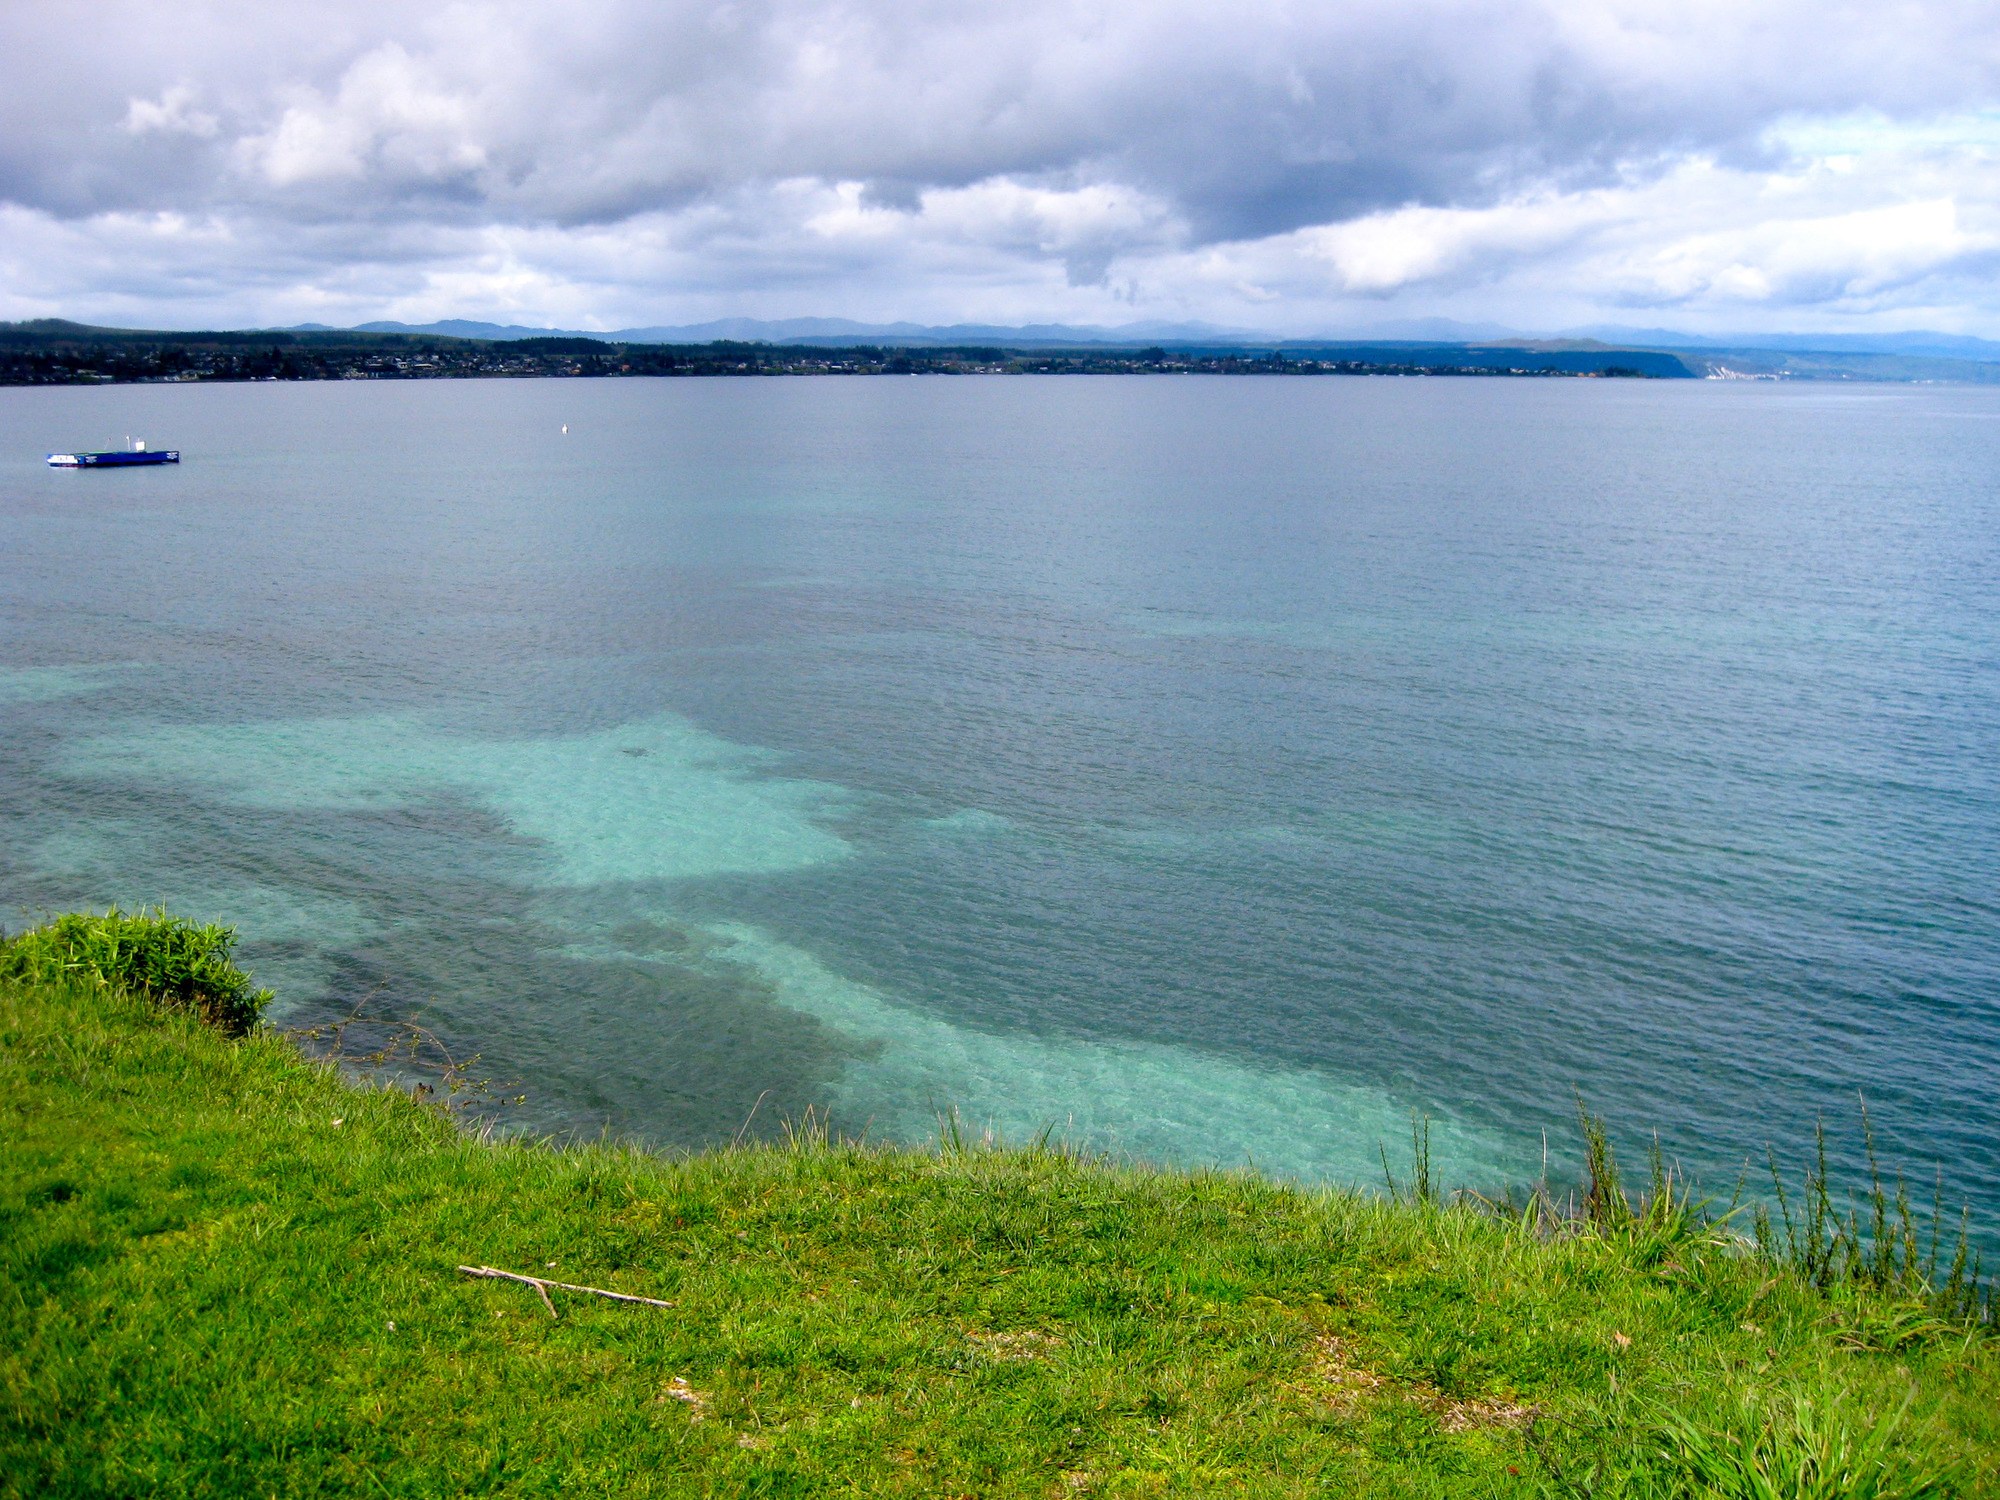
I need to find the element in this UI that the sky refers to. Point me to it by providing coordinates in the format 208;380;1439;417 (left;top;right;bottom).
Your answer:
3;0;1999;336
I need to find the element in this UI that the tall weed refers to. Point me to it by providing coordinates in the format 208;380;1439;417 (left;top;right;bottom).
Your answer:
1754;1112;1990;1329
1474;1102;1992;1333
1648;1391;1954;1500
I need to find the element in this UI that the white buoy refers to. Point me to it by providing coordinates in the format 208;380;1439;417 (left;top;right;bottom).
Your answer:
561;424;569;435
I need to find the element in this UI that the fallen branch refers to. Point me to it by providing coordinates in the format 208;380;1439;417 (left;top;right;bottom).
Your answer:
457;1264;676;1318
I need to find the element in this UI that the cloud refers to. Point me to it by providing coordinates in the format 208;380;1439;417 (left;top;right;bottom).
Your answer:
1145;135;2000;328
241;44;487;191
2;1;1997;330
123;86;220;140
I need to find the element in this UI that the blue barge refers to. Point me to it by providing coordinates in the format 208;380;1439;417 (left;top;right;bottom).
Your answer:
48;447;180;467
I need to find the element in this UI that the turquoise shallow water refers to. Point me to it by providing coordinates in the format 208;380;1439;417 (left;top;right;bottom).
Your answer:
2;376;1996;1219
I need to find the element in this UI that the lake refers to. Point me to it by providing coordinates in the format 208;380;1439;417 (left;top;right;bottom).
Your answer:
3;374;1996;1229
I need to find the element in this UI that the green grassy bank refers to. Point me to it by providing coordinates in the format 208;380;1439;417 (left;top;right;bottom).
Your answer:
2;919;1997;1496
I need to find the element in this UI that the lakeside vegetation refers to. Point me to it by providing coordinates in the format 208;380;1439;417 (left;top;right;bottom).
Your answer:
3;910;1996;1496
0;319;1689;385
10;320;2000;387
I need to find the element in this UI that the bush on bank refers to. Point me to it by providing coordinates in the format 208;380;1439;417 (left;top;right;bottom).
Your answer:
0;907;271;1033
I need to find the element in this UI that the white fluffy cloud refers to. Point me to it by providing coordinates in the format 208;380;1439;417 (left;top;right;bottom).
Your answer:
2;1;1997;332
1173;133;2000;323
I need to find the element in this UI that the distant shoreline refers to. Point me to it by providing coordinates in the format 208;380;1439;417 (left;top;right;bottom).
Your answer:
11;318;2000;385
0;328;1686;386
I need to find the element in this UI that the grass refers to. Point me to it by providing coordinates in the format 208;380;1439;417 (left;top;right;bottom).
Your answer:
1;917;1997;1496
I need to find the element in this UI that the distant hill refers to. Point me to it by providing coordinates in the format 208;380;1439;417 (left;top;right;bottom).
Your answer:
343;316;1267;346
1566;325;2000;363
346;319;578;341
17;314;1999;363
320;316;2000;364
342;315;1522;347
1305;317;1523;342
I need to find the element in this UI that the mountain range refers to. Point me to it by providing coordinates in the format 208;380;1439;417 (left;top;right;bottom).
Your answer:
283;316;2000;362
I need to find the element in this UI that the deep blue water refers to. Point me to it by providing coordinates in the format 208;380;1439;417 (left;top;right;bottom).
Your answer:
3;376;1996;1227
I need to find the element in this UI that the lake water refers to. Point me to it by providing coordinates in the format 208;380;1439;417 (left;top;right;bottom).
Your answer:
3;376;1996;1228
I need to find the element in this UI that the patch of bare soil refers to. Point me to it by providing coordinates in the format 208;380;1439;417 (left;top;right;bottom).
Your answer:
1293;1334;1536;1432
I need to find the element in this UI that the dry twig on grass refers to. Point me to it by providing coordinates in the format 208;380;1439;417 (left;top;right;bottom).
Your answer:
457;1264;676;1319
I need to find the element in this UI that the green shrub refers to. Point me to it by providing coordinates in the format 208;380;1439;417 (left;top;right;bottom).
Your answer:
0;908;271;1034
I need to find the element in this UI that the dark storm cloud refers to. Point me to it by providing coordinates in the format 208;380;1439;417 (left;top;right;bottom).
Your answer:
4;0;1996;239
5;1;1999;330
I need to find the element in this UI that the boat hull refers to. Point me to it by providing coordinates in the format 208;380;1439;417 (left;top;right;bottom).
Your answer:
48;450;180;467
